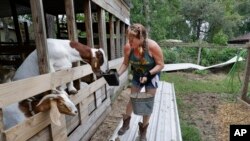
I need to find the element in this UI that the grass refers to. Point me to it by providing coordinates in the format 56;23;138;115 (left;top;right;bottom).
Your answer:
161;71;242;95
160;71;244;141
180;121;202;141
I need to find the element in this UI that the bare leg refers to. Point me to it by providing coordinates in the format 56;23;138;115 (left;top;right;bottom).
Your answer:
118;86;142;135
142;88;156;126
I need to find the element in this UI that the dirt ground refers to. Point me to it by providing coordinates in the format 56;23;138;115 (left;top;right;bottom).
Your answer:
90;88;131;141
90;73;250;141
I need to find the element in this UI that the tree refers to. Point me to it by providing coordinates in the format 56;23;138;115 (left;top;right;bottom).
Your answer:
235;0;250;35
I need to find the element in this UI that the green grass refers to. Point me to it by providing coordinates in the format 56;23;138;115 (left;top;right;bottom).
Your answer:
161;72;242;95
160;71;244;140
181;121;202;141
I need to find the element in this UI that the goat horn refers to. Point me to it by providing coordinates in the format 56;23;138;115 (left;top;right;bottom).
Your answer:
36;94;59;106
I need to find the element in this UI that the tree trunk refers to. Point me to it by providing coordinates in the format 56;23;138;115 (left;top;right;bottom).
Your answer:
196;19;202;65
197;47;202;65
143;0;150;36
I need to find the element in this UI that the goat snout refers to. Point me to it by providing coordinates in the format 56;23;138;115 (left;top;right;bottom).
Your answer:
73;110;78;115
69;110;78;116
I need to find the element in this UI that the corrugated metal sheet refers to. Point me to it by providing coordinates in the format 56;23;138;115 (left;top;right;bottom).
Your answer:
162;56;244;72
228;33;250;44
109;81;182;141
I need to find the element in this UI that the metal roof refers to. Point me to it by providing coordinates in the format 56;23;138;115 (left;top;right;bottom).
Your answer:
0;0;130;18
228;33;250;44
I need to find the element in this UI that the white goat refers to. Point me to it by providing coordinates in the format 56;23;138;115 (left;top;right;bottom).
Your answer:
12;38;108;94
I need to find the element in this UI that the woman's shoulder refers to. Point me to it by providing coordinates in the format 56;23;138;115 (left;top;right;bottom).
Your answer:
147;39;160;50
124;42;132;54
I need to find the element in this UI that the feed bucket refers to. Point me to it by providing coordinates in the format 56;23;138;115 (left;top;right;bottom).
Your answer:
102;69;119;86
130;92;155;115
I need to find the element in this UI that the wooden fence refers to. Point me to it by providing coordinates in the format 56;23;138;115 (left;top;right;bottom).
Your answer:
0;58;127;141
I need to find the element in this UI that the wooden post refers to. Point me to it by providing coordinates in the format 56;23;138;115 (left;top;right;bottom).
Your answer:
24;22;30;43
30;0;50;74
9;0;22;44
83;0;94;47
241;44;250;103
115;19;121;58
65;0;81;91
109;14;115;60
121;23;126;56
197;47;202;65
65;0;78;41
97;7;108;56
0;108;6;141
197;40;202;65
56;16;61;39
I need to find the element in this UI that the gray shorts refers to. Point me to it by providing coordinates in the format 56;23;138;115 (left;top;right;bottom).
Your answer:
131;76;158;89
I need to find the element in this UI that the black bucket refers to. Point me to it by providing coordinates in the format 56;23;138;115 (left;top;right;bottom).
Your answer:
130;92;155;116
102;69;119;86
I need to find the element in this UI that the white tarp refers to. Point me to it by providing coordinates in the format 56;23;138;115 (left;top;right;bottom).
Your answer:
162;56;244;72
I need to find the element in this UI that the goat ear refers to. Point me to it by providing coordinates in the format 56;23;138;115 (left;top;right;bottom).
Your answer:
50;100;61;126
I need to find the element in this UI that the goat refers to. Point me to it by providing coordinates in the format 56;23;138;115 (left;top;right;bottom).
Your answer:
0;66;15;84
3;39;107;129
12;38;108;94
3;89;78;129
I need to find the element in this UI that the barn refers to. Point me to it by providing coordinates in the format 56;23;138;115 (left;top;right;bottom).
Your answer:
0;0;130;140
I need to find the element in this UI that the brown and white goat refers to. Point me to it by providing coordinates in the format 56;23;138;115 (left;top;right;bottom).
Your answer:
12;38;108;94
3;90;78;129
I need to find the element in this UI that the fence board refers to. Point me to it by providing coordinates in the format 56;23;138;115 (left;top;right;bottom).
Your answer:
68;97;111;141
4;111;51;141
28;127;51;141
0;65;92;107
51;115;67;141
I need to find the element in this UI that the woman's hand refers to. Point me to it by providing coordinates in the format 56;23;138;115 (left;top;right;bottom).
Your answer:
140;76;148;84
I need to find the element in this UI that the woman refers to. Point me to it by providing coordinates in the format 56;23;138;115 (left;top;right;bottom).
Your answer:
117;23;164;140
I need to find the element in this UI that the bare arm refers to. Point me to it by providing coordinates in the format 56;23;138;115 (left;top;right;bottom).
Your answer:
140;39;164;84
148;39;164;75
118;43;131;76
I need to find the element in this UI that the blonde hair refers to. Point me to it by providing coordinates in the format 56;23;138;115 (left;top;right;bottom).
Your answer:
127;23;148;59
127;23;147;40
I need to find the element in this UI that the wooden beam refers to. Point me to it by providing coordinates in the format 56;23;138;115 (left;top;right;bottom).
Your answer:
97;7;108;56
65;0;81;90
115;20;121;58
9;0;22;44
0;65;93;107
24;22;30;43
30;0;50;74
68;96;111;141
92;0;130;25
56;16;61;39
83;0;94;47
0;109;5;141
109;14;115;60
79;106;111;141
121;23;126;56
159;41;248;49
3;111;51;141
65;0;78;41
